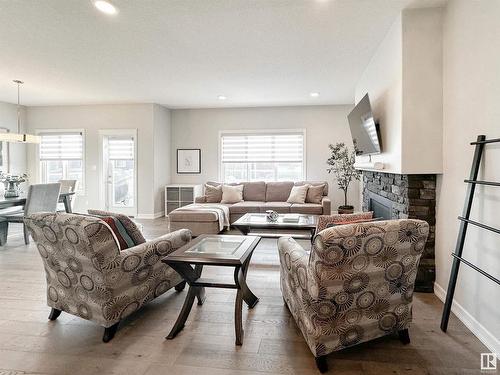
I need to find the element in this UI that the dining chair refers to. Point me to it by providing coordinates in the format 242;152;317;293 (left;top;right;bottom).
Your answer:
57;179;77;212
0;183;61;245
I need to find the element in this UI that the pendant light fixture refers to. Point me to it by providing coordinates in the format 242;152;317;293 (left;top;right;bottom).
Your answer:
0;80;41;144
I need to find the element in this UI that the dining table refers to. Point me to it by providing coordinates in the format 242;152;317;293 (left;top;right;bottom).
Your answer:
0;191;75;213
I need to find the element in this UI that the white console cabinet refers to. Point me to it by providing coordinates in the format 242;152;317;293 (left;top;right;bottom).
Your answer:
165;184;203;215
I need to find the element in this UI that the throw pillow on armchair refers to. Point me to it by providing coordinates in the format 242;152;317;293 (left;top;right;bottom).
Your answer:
315;211;374;234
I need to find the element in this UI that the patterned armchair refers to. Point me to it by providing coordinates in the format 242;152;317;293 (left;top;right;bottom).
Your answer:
278;219;429;372
24;212;191;342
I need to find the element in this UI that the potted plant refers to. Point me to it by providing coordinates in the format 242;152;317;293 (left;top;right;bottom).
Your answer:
326;142;361;214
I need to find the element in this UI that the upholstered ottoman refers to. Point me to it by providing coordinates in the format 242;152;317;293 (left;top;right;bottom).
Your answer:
168;206;222;236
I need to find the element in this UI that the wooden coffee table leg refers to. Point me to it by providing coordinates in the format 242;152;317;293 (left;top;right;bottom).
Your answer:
234;287;244;345
196;286;206;305
194;265;206;305
237;256;259;308
166;285;199;339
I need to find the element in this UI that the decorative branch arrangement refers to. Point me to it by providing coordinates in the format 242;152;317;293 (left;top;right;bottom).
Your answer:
326;142;360;213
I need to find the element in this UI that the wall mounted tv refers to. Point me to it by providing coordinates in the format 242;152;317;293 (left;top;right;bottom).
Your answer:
347;93;381;155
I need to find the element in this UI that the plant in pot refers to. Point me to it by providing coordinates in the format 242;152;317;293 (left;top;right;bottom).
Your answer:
326;142;360;214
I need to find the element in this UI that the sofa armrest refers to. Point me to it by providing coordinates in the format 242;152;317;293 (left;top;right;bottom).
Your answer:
195;196;207;203
321;197;331;215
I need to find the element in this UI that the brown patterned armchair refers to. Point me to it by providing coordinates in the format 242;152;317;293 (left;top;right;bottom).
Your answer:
278;219;429;372
24;212;191;342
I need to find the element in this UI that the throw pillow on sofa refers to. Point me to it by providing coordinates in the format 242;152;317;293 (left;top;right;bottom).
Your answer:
287;185;309;204
306;184;325;204
205;184;223;203
221;184;244;204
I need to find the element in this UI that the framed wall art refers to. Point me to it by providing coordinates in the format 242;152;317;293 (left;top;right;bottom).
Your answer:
177;148;201;174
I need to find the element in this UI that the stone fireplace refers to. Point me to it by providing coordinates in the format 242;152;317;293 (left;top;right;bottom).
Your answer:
362;171;436;292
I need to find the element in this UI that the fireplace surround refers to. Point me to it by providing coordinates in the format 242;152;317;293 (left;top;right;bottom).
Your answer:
362;171;436;292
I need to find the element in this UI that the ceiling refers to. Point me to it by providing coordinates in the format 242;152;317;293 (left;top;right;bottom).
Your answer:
0;0;445;108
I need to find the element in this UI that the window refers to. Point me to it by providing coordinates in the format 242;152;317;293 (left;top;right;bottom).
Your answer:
39;131;84;192
220;131;305;182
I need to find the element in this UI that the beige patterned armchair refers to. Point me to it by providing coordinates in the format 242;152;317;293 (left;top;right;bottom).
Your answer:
24;212;191;342
278;219;429;372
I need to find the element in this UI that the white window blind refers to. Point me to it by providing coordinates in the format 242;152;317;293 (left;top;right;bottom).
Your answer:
39;132;84;192
39;133;83;160
220;131;305;182
108;137;134;160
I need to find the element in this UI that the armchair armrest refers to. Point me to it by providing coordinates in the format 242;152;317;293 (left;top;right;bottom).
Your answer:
111;229;192;294
278;236;309;279
321;197;331;215
195;196;207;203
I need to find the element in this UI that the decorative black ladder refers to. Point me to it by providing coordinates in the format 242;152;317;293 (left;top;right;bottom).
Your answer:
440;134;500;332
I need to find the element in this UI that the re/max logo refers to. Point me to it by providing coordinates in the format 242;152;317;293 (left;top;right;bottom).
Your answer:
481;353;498;371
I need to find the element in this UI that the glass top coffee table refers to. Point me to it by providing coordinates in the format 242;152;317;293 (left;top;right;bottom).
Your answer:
232;213;318;241
162;234;260;345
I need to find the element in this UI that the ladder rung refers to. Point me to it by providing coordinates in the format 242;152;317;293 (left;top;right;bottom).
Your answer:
464;179;500;187
451;254;500;285
457;216;500;235
470;137;500;145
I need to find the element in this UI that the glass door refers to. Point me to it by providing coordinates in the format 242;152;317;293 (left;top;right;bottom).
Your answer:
100;130;137;216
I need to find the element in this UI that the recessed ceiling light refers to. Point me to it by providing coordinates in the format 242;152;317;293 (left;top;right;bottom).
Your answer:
310;92;320;98
217;95;227;100
94;1;118;15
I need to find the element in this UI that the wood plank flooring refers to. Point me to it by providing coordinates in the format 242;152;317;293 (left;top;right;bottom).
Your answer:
0;217;494;375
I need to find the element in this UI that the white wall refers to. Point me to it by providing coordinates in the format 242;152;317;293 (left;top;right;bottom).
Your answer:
170;105;359;210
401;8;443;174
0;101;27;174
435;0;500;353
355;15;403;173
355;8;443;175
26;104;159;216
153;104;171;216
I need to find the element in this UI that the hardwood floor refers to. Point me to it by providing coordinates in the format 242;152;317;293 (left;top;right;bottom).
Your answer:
0;218;493;375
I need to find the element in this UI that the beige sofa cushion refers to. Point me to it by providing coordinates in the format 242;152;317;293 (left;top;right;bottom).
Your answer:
306;184;325;204
205;184;222;203
229;201;264;214
221;184;243;204
290;203;323;215
242;181;266;201
287;185;309;204
295;181;328;196
266;181;294;202
169;209;219;222
261;202;291;213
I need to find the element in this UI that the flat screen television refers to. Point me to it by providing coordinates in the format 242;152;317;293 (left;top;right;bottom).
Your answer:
347;93;381;155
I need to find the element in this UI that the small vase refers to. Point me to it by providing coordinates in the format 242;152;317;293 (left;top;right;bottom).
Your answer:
4;181;20;198
338;205;354;214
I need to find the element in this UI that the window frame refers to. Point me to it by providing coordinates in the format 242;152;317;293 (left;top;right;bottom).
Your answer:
36;129;86;195
218;128;307;182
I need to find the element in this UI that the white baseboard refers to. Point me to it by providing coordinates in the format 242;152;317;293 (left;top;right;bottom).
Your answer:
136;211;165;220
434;282;500;354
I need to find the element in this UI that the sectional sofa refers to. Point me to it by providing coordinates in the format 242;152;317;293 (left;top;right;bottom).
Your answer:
169;181;330;236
